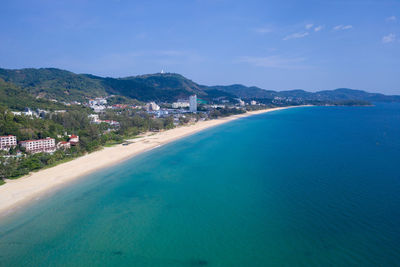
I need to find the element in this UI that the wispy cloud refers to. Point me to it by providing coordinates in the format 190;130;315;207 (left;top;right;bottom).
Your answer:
386;16;397;22
314;25;323;32
382;33;396;43
333;25;353;31
238;55;307;69
253;27;273;34
283;32;309;40
305;23;314;29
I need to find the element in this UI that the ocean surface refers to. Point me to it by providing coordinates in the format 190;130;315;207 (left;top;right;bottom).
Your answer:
0;104;399;266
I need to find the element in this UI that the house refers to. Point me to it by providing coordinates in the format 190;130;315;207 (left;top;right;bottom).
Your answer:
0;135;17;151
88;114;100;123
20;137;56;154
68;135;79;145
57;141;71;150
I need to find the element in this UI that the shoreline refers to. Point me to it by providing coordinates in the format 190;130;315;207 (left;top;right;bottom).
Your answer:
0;106;306;217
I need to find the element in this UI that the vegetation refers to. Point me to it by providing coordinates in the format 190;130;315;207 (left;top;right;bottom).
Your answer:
0;66;389;184
2;67;391;104
0;78;68;111
209;107;246;119
0;106;177;182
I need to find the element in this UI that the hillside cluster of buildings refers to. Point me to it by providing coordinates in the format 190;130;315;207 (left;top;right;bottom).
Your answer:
0;134;79;154
11;108;66;118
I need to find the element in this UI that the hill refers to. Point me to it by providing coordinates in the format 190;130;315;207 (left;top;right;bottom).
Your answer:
0;67;398;104
0;78;68;111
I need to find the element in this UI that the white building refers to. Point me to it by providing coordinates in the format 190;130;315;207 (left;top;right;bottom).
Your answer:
250;100;257;105
57;141;71;150
189;95;197;112
0;135;17;151
238;99;245;107
20;137;56;154
97;98;107;105
88;114;100;123
172;100;190;109
93;105;106;113
68;135;79;145
23;107;34;116
147;102;160;111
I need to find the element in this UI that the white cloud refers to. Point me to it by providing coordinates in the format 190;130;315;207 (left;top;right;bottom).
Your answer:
333;25;353;31
314;25;323;32
283;32;309;40
382;33;396;43
305;23;314;29
386;16;397;22
238;55;307;69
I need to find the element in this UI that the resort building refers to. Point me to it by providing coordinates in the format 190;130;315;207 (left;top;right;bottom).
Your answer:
147;102;160;111
57;141;71;150
172;100;190;109
68;135;79;145
88;114;100;123
0;135;17;151
20;137;56;154
189;95;197;112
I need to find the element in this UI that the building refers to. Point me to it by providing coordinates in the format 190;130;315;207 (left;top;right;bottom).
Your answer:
0;135;17;151
189;95;197;112
20;137;56;154
147;102;160;111
88;114;100;123
172;100;190;109
68;135;79;145
23;107;35;117
57;141;71;150
250;100;257;105
238;99;245;107
103;120;120;127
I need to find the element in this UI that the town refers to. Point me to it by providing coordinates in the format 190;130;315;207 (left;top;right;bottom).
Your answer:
1;94;264;155
0;93;267;181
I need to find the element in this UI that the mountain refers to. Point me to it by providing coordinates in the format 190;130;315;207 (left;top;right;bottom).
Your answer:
208;84;277;99
215;85;400;103
0;78;67;110
0;67;399;104
0;68;106;101
88;73;235;102
0;68;234;103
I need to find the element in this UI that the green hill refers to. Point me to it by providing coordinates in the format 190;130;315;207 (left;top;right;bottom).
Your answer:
0;68;107;102
0;78;67;111
0;67;398;104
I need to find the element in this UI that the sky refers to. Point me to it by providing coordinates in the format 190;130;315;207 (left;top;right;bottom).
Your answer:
0;0;399;94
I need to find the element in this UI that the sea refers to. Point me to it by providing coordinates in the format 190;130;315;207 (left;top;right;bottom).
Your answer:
0;104;399;266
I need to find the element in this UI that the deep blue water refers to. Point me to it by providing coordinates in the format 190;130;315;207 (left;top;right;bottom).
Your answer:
0;104;399;266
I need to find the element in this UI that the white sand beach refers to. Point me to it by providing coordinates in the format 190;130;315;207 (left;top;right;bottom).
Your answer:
0;106;301;216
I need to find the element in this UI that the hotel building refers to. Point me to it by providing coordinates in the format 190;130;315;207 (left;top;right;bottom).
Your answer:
0;135;17;151
189;95;197;112
20;137;56;154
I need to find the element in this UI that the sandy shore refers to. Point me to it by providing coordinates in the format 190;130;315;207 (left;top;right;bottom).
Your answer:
0;106;303;216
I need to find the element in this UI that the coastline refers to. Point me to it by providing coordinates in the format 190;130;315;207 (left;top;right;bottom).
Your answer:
0;106;305;216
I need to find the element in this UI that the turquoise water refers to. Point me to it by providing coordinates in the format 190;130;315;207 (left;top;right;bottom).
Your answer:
0;104;400;266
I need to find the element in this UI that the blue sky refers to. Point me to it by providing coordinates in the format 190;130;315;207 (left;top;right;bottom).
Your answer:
1;0;399;94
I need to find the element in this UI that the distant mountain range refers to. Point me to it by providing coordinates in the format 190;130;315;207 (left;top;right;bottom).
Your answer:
0;67;399;106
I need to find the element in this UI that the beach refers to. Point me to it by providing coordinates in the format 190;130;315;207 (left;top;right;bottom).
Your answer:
0;107;296;216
